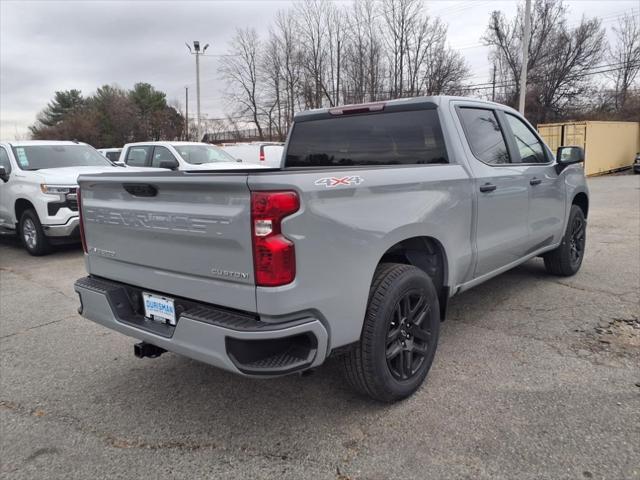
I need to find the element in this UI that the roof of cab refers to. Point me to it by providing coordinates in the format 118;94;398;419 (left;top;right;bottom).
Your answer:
1;140;88;147
293;95;512;122
123;141;213;147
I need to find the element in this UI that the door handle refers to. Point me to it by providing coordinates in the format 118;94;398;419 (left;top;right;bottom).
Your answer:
479;183;497;193
530;178;542;186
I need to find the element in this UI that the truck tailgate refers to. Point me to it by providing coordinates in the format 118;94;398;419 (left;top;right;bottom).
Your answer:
78;172;256;312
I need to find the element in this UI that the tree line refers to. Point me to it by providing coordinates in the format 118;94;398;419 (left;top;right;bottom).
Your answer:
30;83;184;147
29;0;639;144
218;0;469;141
215;0;638;140
484;0;639;124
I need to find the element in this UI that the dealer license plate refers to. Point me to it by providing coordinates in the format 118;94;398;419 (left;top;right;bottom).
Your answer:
143;292;176;325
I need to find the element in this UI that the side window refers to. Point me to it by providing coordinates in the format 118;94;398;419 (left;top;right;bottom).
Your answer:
125;146;151;167
151;146;178;168
505;114;548;164
458;108;510;165
0;147;11;173
105;151;120;162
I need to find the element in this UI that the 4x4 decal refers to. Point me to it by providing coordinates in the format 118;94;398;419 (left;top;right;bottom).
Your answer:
314;176;364;188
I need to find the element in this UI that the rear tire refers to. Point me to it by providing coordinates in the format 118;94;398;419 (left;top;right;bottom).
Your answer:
19;209;50;256
543;205;586;276
342;263;440;403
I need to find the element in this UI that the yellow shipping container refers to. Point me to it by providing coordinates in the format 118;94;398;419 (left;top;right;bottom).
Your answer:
538;121;640;176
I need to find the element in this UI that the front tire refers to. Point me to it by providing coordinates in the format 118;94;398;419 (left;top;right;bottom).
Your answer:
19;209;50;256
342;263;440;403
543;205;586;276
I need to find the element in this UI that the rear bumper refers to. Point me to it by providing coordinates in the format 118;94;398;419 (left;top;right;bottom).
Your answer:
74;276;329;376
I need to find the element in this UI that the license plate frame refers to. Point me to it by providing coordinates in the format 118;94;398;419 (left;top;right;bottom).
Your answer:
142;292;176;326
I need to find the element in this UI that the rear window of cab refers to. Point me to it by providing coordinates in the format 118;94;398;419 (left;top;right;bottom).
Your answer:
285;109;448;168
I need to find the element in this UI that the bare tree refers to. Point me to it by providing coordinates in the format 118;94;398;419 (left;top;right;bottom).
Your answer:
405;16;448;96
483;0;565;103
220;28;264;140
218;0;472;139
608;13;640;110
271;10;303;129
261;33;284;140
342;0;383;103
324;2;345;106
382;0;422;97
295;0;329;108
422;45;469;95
534;17;605;118
483;0;605;122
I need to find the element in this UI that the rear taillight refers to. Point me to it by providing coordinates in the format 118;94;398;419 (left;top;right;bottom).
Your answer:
251;191;299;286
77;187;87;254
259;146;265;161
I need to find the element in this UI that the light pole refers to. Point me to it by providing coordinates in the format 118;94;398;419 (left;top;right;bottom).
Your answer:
184;86;189;140
518;0;532;115
186;40;209;141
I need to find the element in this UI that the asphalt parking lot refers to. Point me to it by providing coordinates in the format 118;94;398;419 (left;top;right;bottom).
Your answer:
1;174;638;480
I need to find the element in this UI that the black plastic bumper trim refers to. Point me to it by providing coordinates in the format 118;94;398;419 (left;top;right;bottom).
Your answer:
74;275;312;334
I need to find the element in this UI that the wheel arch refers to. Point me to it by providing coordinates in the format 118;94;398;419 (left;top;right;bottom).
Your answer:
14;198;36;225
572;192;589;218
375;235;449;320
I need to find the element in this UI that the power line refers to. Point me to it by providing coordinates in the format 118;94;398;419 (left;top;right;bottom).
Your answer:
201;61;640;115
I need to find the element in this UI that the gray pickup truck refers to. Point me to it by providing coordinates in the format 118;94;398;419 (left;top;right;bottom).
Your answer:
74;96;589;402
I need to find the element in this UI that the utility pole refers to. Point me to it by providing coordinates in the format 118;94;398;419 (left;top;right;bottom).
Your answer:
518;0;532;115
335;39;341;107
184;86;189;140
491;62;497;102
186;40;209;141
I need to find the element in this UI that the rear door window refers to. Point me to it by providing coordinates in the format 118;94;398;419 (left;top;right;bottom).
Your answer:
151;146;179;168
125;146;151;167
105;151;121;162
457;108;510;165
285;109;448;167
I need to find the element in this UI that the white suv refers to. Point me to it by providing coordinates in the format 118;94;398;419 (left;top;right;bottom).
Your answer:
0;140;124;255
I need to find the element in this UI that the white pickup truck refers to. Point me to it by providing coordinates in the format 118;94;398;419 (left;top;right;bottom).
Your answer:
0;140;129;255
119;141;249;170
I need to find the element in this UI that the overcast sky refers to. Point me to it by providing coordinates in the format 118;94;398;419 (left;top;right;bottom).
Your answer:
1;0;638;140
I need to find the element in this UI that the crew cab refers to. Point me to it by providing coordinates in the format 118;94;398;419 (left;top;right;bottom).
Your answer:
119;141;247;170
74;97;589;402
0;140;132;255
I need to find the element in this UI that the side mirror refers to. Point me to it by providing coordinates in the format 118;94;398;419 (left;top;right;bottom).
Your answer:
0;166;8;182
159;160;179;170
556;146;584;172
236;158;243;163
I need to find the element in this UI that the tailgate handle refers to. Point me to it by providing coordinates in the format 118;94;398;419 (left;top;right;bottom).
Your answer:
123;184;158;197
